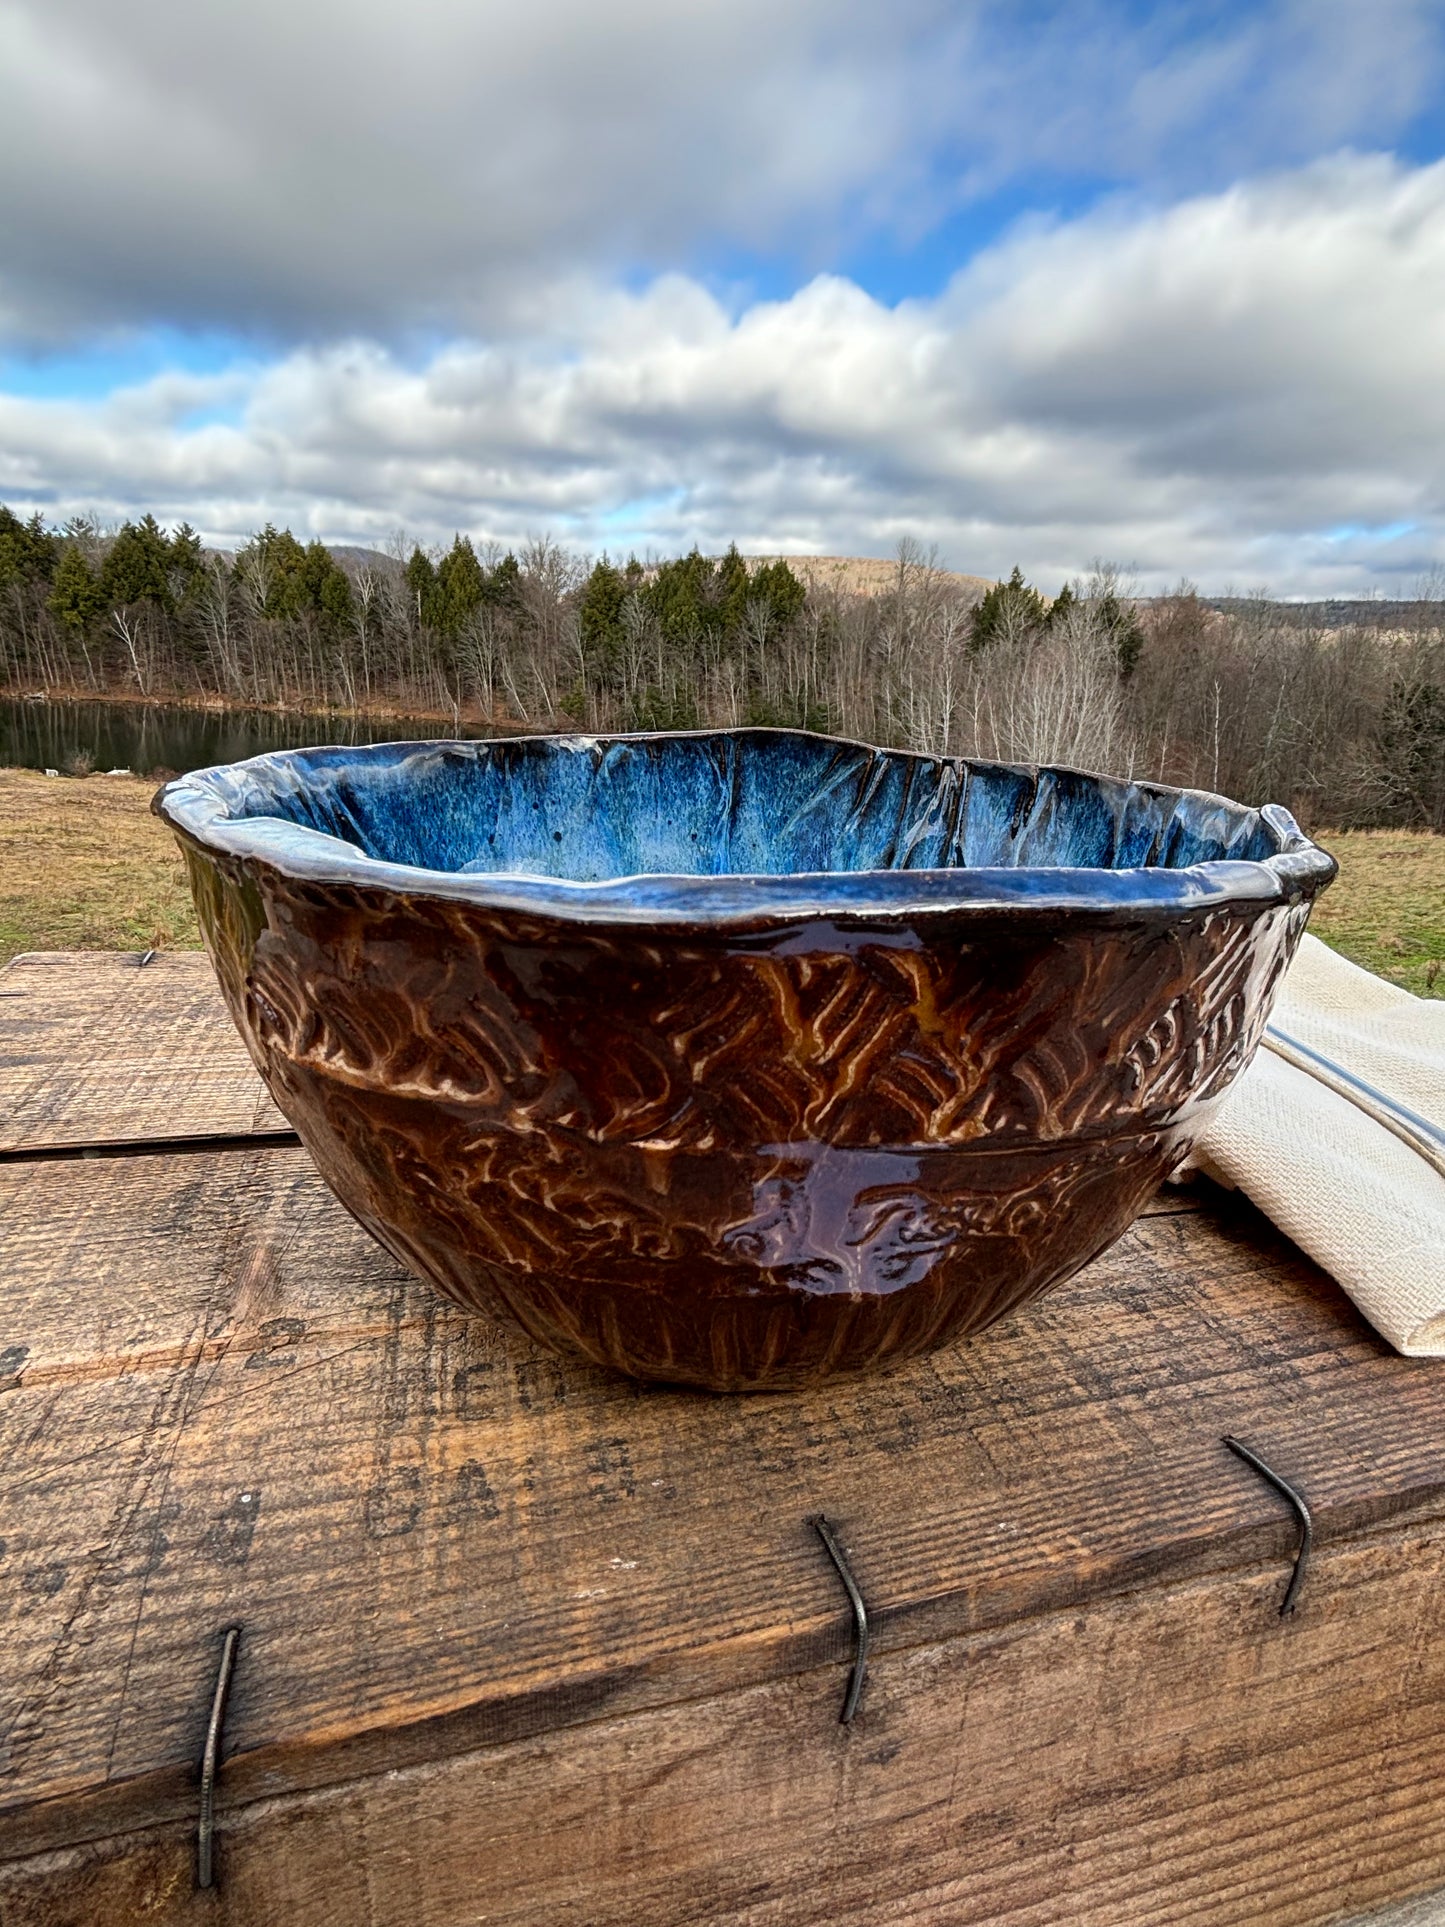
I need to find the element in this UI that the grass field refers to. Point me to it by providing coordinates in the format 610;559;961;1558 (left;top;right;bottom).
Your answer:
1309;828;1444;999
0;769;200;963
1;768;1441;997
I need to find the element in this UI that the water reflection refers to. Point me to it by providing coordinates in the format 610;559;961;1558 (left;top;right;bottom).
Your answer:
0;699;505;777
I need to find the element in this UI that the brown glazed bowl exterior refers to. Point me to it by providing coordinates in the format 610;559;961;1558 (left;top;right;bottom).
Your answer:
155;730;1335;1390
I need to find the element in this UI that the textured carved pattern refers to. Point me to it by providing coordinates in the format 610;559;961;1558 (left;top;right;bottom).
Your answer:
239;882;1304;1155
170;846;1317;1388
274;1063;1186;1388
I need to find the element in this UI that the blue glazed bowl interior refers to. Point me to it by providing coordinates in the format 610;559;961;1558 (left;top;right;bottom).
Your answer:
159;729;1333;922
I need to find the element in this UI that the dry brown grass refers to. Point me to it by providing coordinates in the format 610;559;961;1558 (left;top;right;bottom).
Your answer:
0;768;199;965
1;770;1440;1004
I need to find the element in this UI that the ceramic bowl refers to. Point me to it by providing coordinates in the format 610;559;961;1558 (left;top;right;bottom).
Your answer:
156;729;1335;1390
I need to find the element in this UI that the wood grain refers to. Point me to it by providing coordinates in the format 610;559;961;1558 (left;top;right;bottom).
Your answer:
3;1143;1442;1882
5;1522;1445;1926
0;951;286;1152
4;954;1437;1926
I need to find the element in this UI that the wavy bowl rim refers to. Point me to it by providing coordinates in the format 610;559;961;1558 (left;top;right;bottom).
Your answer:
153;727;1338;929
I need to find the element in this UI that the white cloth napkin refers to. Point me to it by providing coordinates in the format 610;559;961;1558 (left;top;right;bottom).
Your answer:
1183;934;1445;1356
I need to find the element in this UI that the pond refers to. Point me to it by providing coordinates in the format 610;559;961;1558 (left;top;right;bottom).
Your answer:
0;699;500;777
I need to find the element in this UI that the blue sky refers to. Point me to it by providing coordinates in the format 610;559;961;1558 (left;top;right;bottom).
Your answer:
3;0;1445;592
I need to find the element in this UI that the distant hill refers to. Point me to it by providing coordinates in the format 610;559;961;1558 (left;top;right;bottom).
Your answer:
745;554;994;598
1200;595;1436;629
321;545;997;597
329;545;401;576
321;543;1010;599
317;553;1430;622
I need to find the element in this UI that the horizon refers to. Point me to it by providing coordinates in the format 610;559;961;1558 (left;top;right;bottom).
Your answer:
4;1;1445;597
11;522;1442;608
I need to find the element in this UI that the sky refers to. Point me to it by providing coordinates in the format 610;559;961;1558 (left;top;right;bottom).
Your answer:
3;0;1445;593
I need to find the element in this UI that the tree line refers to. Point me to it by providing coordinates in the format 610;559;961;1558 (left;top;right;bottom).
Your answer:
1;505;1442;828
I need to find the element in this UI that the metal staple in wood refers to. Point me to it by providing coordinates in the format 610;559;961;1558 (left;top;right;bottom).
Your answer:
811;1516;870;1724
198;1626;241;1890
1222;1435;1313;1616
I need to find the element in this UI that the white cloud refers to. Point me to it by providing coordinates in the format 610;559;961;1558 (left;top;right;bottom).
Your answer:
0;0;950;338
2;155;1444;595
1;0;1442;341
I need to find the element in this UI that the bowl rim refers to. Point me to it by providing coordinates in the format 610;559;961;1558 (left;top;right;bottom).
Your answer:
153;726;1338;929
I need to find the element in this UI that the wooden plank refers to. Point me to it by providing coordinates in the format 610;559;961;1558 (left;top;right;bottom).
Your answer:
4;1517;1444;1925
0;951;286;1152
2;1144;1442;1884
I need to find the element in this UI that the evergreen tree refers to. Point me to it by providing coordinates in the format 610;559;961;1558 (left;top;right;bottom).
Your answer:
317;555;354;626
233;525;310;619
433;536;486;635
298;540;350;626
1046;581;1076;627
485;551;521;609
716;544;751;632
647;548;715;645
578;558;627;683
0;507;60;588
99;514;175;608
229;526;352;626
405;546;438;627
1094;585;1145;678
267;530;310;620
969;566;1047;652
49;544;104;631
750;558;805;629
167;522;206;600
300;540;329;598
